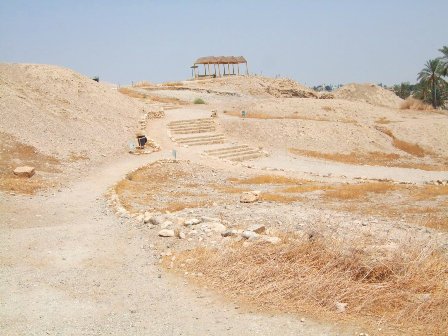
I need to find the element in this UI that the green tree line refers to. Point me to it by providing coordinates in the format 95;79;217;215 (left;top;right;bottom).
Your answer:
393;46;448;108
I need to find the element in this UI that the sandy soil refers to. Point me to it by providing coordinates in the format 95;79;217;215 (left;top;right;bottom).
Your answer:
1;66;448;335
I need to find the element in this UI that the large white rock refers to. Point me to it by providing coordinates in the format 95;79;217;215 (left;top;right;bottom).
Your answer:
158;229;175;237
240;191;260;203
13;166;35;177
184;218;202;226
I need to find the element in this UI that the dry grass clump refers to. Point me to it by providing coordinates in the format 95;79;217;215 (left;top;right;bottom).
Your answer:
229;175;305;185
0;132;60;194
375;117;392;124
260;192;301;203
173;236;448;335
118;87;147;99
400;97;433;111
162;81;183;87
290;148;400;166
424;215;448;231
375;126;427;157
324;182;400;200
393;139;426;157
411;185;448;200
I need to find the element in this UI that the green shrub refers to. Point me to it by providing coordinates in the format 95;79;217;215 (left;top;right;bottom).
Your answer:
193;98;205;104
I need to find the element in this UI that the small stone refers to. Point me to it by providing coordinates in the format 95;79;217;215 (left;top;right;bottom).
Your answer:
300;318;305;323
240;191;261;203
242;230;258;240
150;215;164;225
184;218;202;226
208;222;227;233
335;301;347;313
158;229;175;237
13;166;35;178
161;221;173;229
143;211;152;223
247;224;266;234
221;229;238;237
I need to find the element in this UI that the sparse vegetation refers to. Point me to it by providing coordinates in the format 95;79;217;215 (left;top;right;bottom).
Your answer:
193;98;206;104
400;97;433;111
171;235;448;335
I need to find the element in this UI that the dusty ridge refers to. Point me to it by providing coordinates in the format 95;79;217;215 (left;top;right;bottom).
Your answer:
0;63;151;161
334;83;403;108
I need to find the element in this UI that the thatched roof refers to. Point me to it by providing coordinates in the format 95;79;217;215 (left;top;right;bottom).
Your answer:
194;56;247;64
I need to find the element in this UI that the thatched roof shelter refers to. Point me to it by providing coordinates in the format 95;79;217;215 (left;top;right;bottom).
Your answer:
191;56;248;79
194;56;247;65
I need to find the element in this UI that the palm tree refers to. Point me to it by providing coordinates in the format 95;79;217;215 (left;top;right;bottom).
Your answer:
417;59;444;108
439;46;448;76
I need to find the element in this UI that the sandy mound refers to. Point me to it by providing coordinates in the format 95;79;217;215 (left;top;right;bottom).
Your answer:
185;75;318;98
0;63;149;161
334;83;403;108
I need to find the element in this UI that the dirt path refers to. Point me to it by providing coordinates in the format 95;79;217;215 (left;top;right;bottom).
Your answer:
1;152;345;335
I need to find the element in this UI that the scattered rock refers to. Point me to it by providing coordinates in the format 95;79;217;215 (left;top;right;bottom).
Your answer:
207;222;227;233
335;301;347;313
240;191;261;203
158;229;175;237
247;224;266;234
221;229;239;237
184;218;202;226
261;236;281;244
150;215;164;225
143;212;152;223
242;230;258;240
13;166;35;178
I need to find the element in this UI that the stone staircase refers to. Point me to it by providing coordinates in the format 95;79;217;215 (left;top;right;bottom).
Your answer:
204;145;266;162
168;118;216;135
173;134;225;146
168;118;267;161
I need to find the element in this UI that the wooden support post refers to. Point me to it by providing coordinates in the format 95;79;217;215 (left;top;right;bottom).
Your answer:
245;62;249;75
217;63;221;77
207;63;211;76
204;64;207;76
227;63;230;75
237;64;240;75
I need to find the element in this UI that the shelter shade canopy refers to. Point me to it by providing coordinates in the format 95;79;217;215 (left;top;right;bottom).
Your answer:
192;56;248;79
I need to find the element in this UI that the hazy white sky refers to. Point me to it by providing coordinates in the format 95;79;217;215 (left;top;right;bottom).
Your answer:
1;0;447;86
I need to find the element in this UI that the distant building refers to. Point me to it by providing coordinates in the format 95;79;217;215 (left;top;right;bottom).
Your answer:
191;56;248;79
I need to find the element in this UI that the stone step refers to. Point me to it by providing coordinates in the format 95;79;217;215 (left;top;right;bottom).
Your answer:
168;124;215;132
217;148;260;159
228;152;265;162
181;139;226;146
205;145;249;155
170;127;216;135
175;135;225;144
174;134;225;142
168;118;214;126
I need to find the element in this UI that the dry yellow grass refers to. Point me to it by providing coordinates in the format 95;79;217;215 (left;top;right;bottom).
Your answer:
229;175;306;185
260;192;301;203
162;81;184;87
375;117;392;124
400;97;433;111
290;148;400;165
393;139;426;157
118;87;147;99
324;183;399;200
132;80;153;87
0;132;60;194
172;236;448;335
211;184;250;194
411;185;448;200
424;215;448;231
376;127;428;157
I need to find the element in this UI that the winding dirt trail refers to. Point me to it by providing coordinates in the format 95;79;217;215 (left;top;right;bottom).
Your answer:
2;106;446;335
0;151;343;335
